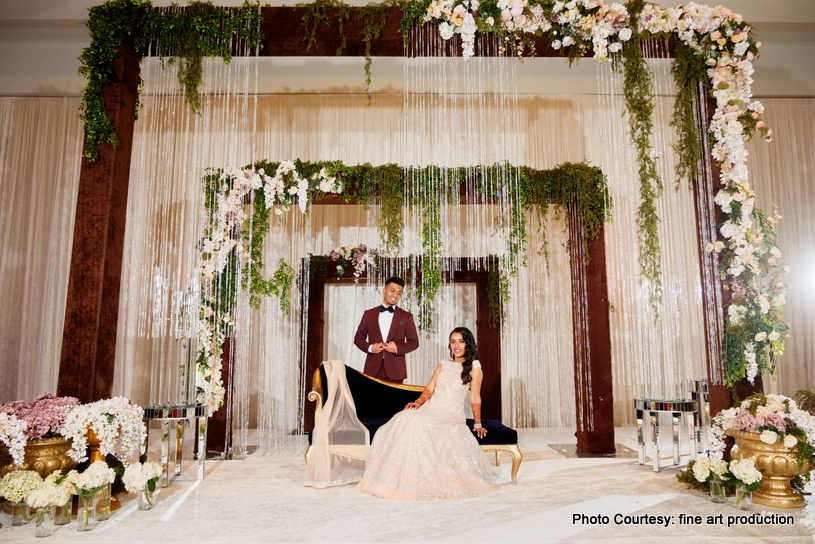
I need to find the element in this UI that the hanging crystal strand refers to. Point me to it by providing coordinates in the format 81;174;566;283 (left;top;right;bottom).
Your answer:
595;58;640;408
694;78;725;386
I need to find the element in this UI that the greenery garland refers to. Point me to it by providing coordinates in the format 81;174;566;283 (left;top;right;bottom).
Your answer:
79;0;262;161
670;39;707;189
302;0;396;100
203;160;609;334
622;0;663;312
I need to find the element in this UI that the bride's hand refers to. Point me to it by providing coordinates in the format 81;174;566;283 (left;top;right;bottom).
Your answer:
405;402;420;410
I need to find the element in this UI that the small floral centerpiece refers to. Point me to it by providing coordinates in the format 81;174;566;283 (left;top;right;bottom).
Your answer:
123;461;162;510
0;470;44;525
27;470;73;535
0;393;79;468
62;397;146;464
1;469;44;504
692;455;730;502
691;455;762;508
709;393;815;465
328;245;376;281
728;458;763;509
28;470;73;510
67;461;116;531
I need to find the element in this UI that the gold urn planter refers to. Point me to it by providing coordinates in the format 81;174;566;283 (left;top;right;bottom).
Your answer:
727;429;813;509
0;436;77;479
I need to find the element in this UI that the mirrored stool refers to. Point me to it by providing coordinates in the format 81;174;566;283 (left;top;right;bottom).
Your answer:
634;398;699;472
141;404;208;487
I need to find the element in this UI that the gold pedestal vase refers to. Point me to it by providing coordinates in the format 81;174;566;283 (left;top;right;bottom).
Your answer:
0;437;76;479
85;427;121;514
727;429;813;509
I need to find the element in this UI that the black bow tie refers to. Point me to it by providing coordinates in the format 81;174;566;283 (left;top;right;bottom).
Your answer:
379;305;394;313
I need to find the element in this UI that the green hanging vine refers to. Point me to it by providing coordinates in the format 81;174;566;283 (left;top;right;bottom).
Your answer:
79;0;262;161
79;0;152;161
670;39;708;190
302;0;396;100
623;0;663;311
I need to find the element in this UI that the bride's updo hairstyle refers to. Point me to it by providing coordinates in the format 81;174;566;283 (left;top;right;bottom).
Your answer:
449;327;479;385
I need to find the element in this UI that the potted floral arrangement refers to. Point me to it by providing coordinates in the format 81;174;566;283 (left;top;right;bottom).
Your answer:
66;461;116;532
0;393;79;477
711;393;815;508
0;469;43;525
62;396;146;465
123;461;162;510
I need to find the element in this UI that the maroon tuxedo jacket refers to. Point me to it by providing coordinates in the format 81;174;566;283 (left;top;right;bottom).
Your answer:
353;306;419;382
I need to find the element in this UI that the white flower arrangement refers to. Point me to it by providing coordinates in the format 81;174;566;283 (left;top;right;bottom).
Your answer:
122;461;162;493
199;163;343;413
62;397;146;464
424;0;631;61
728;458;762;487
0;470;43;504
67;461;116;497
26;471;72;509
692;455;728;483
0;412;28;468
421;2;787;387
692;455;762;492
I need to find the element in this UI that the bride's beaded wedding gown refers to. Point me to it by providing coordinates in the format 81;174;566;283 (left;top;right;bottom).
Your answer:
357;359;497;499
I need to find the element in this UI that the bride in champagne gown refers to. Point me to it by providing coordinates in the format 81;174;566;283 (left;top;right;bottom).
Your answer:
357;327;497;499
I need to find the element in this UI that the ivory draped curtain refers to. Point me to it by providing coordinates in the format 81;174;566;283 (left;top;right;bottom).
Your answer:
0;97;82;404
0;92;812;432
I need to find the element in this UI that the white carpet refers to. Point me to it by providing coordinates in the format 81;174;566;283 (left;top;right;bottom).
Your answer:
3;428;815;543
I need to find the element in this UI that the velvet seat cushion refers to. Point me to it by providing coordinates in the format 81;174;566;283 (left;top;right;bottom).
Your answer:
466;418;518;446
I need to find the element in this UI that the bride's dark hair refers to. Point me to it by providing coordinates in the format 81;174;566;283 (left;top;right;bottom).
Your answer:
449;327;479;385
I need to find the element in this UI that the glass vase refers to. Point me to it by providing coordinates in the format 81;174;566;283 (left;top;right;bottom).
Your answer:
95;484;112;521
10;502;30;526
53;502;72;525
76;495;97;532
138;488;158;511
34;505;55;538
709;477;727;503
734;484;753;511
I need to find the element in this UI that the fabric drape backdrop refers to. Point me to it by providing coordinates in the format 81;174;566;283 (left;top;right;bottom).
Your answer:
0;97;82;404
0;91;812;433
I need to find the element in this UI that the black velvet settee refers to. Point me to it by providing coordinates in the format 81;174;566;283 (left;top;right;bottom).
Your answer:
305;363;523;484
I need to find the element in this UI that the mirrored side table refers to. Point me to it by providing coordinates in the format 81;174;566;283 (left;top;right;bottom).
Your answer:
141;404;208;487
634;398;698;472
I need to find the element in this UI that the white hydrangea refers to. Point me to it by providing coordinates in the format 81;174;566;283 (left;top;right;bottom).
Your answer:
729;459;761;486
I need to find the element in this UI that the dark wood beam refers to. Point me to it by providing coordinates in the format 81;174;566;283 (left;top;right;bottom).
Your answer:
57;41;141;403
569;204;615;454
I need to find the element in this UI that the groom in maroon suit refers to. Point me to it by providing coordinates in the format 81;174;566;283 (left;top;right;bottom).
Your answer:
353;277;419;383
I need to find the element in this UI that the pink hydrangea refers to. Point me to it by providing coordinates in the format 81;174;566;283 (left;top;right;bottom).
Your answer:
0;393;79;440
765;412;788;433
733;410;760;432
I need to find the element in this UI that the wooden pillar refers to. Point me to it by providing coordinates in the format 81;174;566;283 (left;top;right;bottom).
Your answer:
569;203;615;454
303;263;327;432
692;90;762;419
474;273;502;421
57;42;141;403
